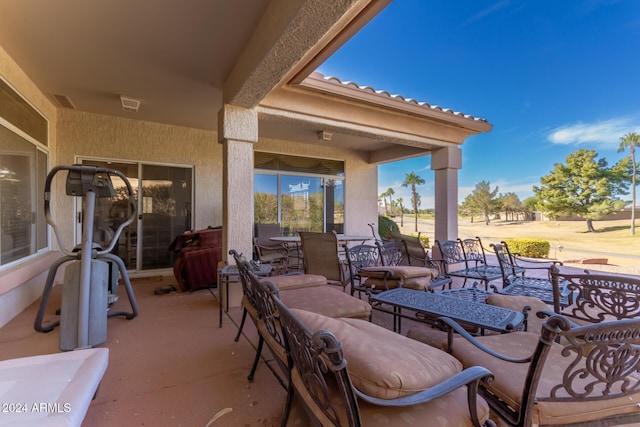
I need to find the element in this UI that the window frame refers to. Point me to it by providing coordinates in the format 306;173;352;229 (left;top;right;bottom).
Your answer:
0;77;49;270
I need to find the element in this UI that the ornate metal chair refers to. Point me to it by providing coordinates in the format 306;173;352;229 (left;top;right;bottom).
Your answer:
440;314;640;427
436;237;504;290
550;266;640;322
247;270;373;426
343;243;381;297
490;243;565;306
274;296;496;427
240;262;371;384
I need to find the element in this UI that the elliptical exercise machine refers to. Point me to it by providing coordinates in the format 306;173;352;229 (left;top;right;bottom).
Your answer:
34;165;139;351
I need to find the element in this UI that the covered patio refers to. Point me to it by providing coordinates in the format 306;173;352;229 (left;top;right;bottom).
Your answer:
0;0;493;327
0;1;507;425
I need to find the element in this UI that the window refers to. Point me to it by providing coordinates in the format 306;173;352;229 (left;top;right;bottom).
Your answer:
254;153;344;234
0;79;48;266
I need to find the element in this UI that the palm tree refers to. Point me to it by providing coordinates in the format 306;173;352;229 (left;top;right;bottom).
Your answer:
397;197;404;226
401;171;425;232
386;187;395;214
379;189;390;215
619;132;640;235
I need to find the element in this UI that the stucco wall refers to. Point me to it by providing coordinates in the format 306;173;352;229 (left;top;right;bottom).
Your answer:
255;138;378;237
56;109;223;239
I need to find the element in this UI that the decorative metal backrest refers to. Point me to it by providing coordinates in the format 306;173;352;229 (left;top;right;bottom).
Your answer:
551;268;640;321
534;317;640;405
375;241;403;266
274;298;361;427
436;239;466;266
490;243;518;278
344;244;380;275
229;250;257;308
247;270;285;350
458;237;487;264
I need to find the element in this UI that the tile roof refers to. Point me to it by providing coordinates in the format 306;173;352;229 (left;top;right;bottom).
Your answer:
310;71;488;124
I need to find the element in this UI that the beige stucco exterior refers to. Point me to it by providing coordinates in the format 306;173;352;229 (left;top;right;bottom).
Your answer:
0;1;493;328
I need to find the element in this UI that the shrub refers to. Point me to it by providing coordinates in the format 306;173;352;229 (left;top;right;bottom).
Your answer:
409;233;429;248
503;238;550;258
378;216;399;239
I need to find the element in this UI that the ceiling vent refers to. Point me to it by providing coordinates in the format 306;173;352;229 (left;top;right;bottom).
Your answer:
120;96;140;113
53;94;76;109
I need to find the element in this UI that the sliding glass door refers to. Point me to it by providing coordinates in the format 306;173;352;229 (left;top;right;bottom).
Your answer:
78;159;192;272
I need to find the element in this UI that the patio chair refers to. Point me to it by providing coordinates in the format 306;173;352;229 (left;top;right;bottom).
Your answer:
253;223;288;274
387;237;453;291
299;231;349;291
245;270;372;426
436;237;505;290
345;241;443;296
440;314;640;427
550;266;640;322
241;262;370;383
490;243;565;306
367;222;385;244
343;243;381;297
229;249;327;344
273;297;496;427
388;231;426;264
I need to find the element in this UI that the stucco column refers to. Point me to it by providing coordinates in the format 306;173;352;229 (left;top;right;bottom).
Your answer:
431;146;462;247
218;104;257;307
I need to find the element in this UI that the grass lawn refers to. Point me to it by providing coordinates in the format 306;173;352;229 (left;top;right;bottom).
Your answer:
396;216;640;270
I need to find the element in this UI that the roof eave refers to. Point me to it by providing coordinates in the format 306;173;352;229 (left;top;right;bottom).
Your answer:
299;71;493;134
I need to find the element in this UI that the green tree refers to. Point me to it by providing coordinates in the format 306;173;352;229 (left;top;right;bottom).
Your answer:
396;197;404;226
618;132;640;235
386;187;395;213
533;148;630;232
498;192;524;221
523;197;540;220
253;192;278;224
378;188;392;215
401;172;425;232
461;181;500;225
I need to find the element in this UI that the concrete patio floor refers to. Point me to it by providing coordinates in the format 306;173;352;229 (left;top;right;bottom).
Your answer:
1;262;640;426
0;275;291;426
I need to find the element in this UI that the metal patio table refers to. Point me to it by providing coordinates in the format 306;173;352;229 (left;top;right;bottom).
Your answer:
372;288;525;334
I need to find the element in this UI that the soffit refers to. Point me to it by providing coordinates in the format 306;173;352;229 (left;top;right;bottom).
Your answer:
258;72;493;164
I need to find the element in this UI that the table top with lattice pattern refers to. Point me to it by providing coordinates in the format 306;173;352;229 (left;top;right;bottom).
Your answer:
372;288;524;333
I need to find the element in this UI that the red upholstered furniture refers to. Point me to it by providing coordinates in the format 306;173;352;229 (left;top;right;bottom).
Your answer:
171;227;223;291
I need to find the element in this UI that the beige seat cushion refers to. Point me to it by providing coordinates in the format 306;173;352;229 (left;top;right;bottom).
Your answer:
262;273;326;291
360;266;438;291
450;332;640;425
406;324;450;350
292;309;463;399
485;294;551;334
280;286;371;319
287;370;492;427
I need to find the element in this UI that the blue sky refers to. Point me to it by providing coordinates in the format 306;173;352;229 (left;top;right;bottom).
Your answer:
317;0;640;208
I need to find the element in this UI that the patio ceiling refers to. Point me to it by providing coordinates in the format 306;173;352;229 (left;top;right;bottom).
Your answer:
0;0;491;163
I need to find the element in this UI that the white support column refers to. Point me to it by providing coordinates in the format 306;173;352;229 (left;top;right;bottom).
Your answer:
431;146;462;247
218;104;258;307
